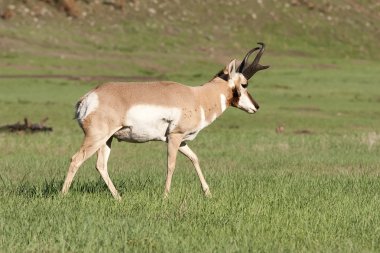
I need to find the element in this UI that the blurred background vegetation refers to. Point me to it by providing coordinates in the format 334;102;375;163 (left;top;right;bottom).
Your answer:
0;0;379;81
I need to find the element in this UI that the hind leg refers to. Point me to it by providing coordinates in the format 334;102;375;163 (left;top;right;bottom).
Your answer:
61;133;113;195
96;137;121;200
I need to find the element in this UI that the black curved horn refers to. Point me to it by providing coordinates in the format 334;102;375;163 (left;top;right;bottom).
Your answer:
241;42;270;80
237;46;260;73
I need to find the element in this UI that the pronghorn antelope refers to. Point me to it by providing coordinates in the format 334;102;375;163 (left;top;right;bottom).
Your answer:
61;42;269;200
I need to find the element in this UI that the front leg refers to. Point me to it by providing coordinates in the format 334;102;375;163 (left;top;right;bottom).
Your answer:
179;143;211;197
164;133;183;198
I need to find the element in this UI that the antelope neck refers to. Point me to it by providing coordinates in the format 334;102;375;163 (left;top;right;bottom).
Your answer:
194;77;233;122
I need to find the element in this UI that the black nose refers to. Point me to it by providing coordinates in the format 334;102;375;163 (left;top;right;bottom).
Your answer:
252;99;260;110
247;93;260;110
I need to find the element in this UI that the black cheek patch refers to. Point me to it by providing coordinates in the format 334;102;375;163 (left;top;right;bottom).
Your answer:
233;89;239;98
230;96;239;107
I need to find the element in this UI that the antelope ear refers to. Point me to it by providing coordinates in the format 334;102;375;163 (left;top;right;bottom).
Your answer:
227;59;237;78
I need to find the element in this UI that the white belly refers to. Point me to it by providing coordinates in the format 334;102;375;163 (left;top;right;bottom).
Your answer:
114;105;182;143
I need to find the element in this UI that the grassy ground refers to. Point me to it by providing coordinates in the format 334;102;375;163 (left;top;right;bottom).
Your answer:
1;56;380;252
1;0;380;252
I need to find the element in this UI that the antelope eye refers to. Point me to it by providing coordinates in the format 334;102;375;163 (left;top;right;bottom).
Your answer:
241;83;248;88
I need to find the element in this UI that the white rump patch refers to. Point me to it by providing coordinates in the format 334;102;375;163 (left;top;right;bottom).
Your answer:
76;91;99;123
121;105;182;142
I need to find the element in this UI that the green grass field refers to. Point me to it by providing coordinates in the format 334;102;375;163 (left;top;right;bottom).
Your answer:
1;0;380;252
1;56;380;252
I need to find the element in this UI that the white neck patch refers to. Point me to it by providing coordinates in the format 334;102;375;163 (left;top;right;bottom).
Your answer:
220;94;227;112
199;106;207;129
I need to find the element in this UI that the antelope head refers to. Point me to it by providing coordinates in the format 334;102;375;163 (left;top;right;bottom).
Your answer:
226;42;270;114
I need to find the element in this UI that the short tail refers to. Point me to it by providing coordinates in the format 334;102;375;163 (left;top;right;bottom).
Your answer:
74;91;99;126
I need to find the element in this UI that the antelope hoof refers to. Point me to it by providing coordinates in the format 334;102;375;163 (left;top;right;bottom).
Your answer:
204;189;212;198
59;191;67;198
114;194;122;201
60;188;69;195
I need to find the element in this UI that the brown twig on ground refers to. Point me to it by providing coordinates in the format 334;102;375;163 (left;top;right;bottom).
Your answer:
0;117;53;133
